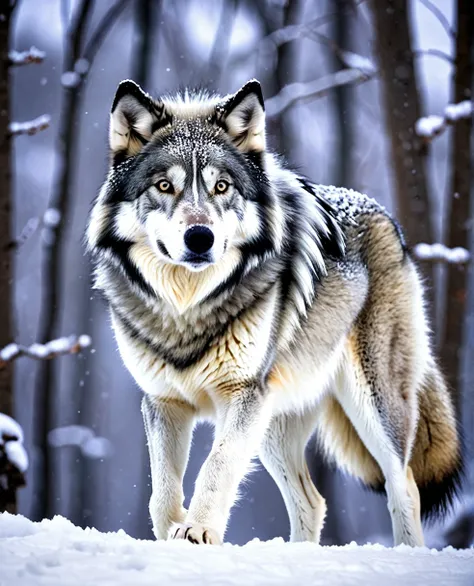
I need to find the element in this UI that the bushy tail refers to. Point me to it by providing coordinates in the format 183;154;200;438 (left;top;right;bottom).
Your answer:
315;365;463;521
409;365;463;520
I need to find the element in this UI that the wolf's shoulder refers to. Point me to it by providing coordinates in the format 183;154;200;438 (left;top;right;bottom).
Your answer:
310;184;386;225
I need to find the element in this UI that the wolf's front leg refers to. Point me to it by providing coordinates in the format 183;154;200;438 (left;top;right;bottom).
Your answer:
141;395;195;540
170;385;272;544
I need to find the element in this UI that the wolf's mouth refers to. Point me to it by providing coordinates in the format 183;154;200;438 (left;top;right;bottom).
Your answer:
183;251;213;270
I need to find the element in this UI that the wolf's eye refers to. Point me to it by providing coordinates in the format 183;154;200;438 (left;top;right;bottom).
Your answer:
157;180;173;193
215;180;230;194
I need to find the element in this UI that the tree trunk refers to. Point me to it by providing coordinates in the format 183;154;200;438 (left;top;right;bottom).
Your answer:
370;0;434;295
272;0;303;156
0;2;15;513
333;0;352;188
32;0;94;521
441;0;473;408
0;0;13;418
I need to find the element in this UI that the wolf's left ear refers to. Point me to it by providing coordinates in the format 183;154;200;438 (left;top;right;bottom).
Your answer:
219;80;266;153
109;80;170;163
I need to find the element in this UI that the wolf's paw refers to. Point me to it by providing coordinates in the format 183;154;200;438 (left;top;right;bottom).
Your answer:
168;522;221;545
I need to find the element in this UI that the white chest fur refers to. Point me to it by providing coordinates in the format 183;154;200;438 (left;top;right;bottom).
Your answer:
111;287;279;415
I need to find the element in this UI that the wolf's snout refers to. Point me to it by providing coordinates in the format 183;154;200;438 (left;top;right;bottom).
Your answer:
184;225;214;255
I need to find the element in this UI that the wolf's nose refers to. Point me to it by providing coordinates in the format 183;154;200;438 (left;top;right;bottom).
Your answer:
184;225;214;255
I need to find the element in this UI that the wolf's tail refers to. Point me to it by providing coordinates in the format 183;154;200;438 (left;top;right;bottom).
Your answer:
409;364;463;520
315;364;462;521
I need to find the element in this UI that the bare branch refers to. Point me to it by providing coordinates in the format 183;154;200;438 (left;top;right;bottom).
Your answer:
418;0;454;40
0;335;92;367
32;0;130;522
8;46;45;66
266;69;374;118
8;217;40;250
8;114;51;137
412;243;470;264
414;48;453;64
262;13;337;52
415;100;473;142
83;0;130;63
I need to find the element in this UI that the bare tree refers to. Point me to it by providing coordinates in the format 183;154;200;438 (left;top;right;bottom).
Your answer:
441;0;473;407
333;0;354;188
274;0;303;156
32;0;130;521
0;0;49;513
0;1;16;510
0;1;14;421
370;0;434;295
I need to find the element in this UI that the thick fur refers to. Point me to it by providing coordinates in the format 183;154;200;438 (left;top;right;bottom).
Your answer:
87;79;462;547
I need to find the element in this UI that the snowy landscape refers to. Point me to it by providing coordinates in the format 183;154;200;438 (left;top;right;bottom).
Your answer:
1;513;474;586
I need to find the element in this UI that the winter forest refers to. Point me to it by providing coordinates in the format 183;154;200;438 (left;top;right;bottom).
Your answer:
1;0;474;567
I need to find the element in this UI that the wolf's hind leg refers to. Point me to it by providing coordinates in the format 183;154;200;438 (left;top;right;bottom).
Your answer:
335;361;424;547
142;395;195;540
259;410;326;543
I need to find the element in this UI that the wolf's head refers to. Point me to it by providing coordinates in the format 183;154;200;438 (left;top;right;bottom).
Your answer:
95;79;273;275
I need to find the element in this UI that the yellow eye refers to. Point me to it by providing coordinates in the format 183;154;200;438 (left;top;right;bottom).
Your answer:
215;180;230;194
157;180;173;193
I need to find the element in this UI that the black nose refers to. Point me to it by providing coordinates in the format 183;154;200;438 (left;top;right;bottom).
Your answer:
184;225;214;255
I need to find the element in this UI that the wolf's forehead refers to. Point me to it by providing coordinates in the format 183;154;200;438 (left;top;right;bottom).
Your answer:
160;118;225;165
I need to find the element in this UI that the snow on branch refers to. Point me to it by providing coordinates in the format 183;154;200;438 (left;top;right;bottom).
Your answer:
266;69;373;118
0;414;28;500
339;51;377;76
0;335;92;367
48;425;113;459
413;243;470;264
8;46;45;66
8;114;51;137
415;100;473;141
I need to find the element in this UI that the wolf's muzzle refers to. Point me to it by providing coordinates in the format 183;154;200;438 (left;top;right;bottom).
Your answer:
184;225;214;255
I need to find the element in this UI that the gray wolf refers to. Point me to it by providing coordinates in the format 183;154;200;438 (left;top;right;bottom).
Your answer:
86;78;462;547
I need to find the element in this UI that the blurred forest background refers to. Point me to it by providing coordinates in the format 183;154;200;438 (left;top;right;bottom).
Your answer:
0;0;473;548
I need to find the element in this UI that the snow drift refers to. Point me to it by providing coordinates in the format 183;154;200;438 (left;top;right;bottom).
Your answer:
0;513;473;585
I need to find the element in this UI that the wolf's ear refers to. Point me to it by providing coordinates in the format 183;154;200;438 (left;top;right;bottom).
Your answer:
109;80;171;163
219;80;266;153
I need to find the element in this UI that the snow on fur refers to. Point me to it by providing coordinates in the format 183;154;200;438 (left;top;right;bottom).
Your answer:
0;514;473;585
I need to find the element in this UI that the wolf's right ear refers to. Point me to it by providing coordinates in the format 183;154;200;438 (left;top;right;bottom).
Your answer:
109;80;171;163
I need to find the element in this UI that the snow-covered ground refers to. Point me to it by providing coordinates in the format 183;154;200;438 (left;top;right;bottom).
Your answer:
0;514;473;585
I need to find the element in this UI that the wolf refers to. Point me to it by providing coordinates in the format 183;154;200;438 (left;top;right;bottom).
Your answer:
86;78;462;547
